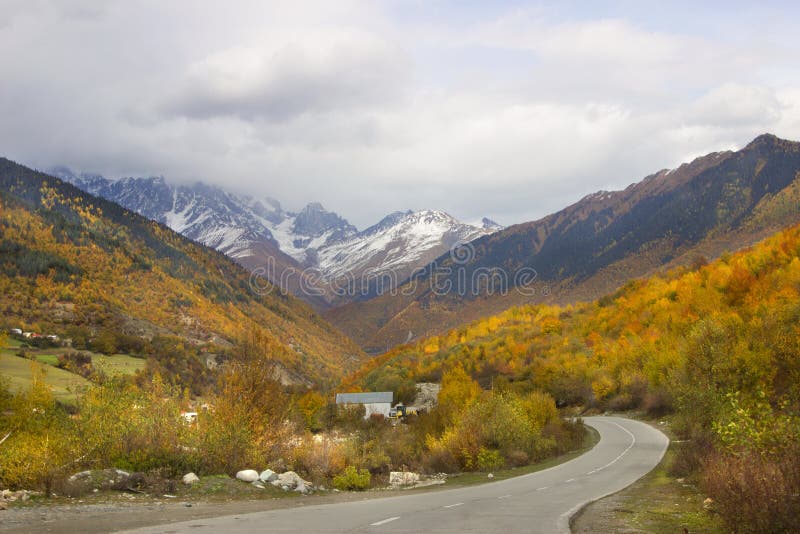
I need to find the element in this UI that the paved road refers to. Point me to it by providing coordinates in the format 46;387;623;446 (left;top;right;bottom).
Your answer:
120;416;668;534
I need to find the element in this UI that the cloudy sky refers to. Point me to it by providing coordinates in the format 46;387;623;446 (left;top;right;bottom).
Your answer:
2;0;800;227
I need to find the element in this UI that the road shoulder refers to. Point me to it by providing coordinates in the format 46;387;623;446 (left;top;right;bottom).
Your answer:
571;419;723;533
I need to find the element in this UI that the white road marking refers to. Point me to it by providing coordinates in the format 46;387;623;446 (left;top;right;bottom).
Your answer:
536;486;549;491
565;478;575;483
371;516;400;526
557;419;654;534
589;422;637;474
443;502;464;508
498;494;512;499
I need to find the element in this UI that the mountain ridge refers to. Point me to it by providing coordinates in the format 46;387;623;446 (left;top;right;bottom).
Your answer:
325;133;800;352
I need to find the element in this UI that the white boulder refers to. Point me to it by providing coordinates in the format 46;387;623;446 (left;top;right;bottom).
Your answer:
235;470;260;483
182;472;200;485
68;470;92;483
270;471;311;493
259;469;278;483
389;471;420;487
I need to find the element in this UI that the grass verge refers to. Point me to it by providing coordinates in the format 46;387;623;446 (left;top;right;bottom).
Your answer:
572;422;724;533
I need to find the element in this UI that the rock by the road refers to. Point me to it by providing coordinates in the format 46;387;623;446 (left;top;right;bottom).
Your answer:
235;470;260;483
66;469;132;493
182;473;200;485
270;471;311;493
1;489;42;503
259;469;278;483
389;471;420;487
68;471;92;483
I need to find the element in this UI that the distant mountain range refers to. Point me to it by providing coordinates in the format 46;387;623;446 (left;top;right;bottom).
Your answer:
325;134;800;352
45;134;800;354
53;168;501;307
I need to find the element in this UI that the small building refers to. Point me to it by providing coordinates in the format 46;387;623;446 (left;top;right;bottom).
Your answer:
335;391;393;419
180;411;198;424
10;328;22;336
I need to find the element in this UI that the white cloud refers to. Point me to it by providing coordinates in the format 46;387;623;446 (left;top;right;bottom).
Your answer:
162;33;411;122
690;83;783;127
1;1;799;227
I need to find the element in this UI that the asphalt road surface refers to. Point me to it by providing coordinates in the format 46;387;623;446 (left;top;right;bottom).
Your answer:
120;416;668;534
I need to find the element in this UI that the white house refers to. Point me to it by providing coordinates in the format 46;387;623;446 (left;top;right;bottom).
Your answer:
335;392;393;419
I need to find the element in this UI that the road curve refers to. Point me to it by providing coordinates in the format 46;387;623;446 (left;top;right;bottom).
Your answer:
119;416;668;534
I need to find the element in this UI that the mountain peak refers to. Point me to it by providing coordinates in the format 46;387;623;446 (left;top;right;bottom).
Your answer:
481;217;503;231
743;133;800;153
302;201;327;213
292;202;356;239
362;210;414;235
746;133;780;148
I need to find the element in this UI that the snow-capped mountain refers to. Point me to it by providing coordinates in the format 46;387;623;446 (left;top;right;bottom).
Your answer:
52;167;501;305
317;210;492;282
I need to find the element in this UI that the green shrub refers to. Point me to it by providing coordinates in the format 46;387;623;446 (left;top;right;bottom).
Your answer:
332;465;371;491
476;448;504;470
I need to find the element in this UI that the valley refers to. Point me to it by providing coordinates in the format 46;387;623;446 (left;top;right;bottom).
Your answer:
4;4;800;532
2;135;800;534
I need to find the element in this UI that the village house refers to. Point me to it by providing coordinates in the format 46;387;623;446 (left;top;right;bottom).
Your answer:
335;392;393;419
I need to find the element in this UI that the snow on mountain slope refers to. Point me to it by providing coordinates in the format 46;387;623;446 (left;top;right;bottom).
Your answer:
317;210;493;282
53;167;501;304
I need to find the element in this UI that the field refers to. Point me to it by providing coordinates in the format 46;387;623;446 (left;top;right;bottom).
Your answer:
0;343;146;403
0;350;91;403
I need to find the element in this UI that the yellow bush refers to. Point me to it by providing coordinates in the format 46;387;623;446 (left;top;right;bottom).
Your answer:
332;465;370;491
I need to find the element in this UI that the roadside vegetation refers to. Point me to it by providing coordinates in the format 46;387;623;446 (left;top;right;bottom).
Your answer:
0;328;585;501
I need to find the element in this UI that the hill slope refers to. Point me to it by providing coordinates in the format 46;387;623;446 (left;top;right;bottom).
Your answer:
0;158;365;384
347;220;800;408
327;133;800;352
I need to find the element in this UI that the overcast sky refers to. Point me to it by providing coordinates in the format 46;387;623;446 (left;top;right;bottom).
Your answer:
2;0;800;228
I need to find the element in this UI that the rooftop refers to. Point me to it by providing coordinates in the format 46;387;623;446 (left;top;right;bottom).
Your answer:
335;391;393;404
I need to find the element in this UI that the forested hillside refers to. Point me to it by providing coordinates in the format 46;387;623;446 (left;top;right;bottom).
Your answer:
347;222;800;530
0;158;365;385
